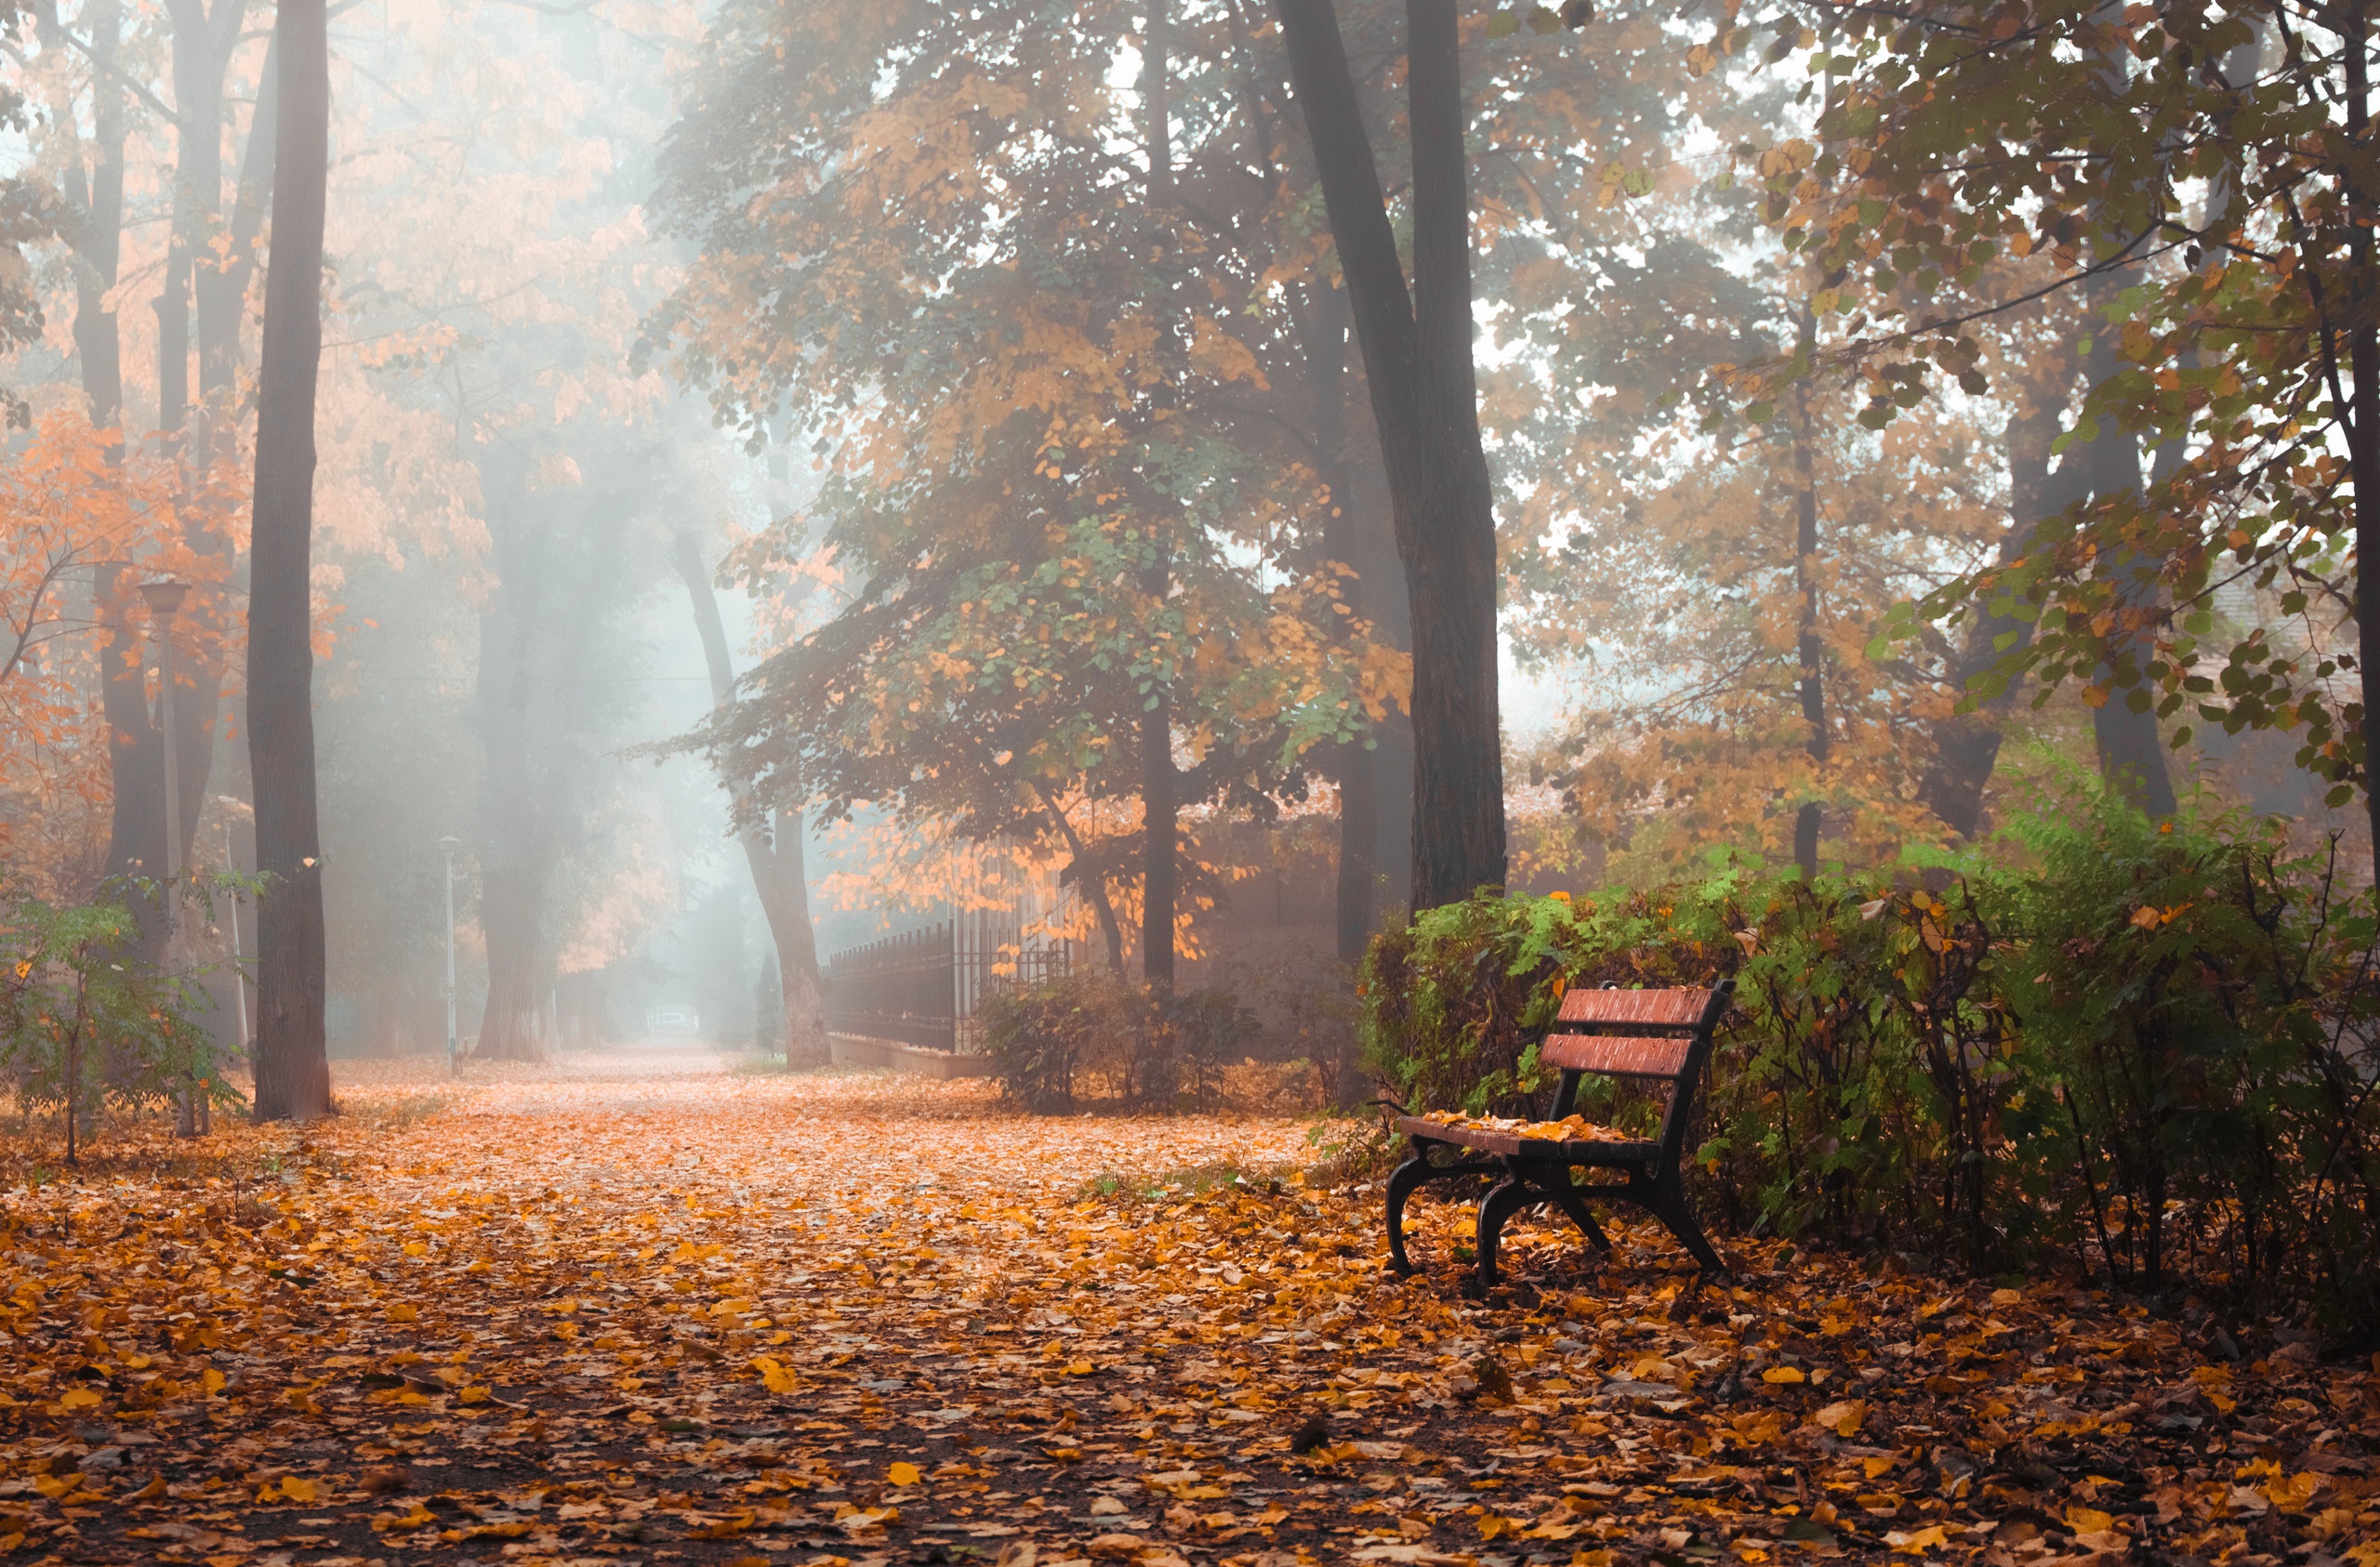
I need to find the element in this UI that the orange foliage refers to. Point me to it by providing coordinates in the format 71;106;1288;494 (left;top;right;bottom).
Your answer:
0;413;185;895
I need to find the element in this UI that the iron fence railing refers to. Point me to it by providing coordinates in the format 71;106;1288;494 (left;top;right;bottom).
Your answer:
824;908;1073;1053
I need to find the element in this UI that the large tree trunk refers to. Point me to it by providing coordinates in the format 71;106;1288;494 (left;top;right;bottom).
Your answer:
471;481;627;1061
1791;318;1827;878
1917;396;2079;838
245;0;331;1122
59;0;165;919
61;0;125;432
103;0;264;938
2073;329;2178;818
671;531;829;1067
1274;0;1505;910
1139;0;1180;989
2347;0;2380;889
470;501;556;1064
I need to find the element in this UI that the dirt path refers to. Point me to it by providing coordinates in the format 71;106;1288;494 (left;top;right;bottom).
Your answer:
0;1054;2370;1567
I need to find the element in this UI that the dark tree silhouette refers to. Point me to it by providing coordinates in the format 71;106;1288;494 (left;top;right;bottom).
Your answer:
1273;0;1506;909
245;0;331;1121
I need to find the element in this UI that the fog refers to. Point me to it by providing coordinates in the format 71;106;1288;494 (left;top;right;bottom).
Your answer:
0;0;2364;1085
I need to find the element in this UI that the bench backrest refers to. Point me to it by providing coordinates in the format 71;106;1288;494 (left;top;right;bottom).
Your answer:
1544;981;1735;1166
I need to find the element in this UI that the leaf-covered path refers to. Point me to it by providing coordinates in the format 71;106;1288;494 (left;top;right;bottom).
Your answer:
1;1053;2373;1567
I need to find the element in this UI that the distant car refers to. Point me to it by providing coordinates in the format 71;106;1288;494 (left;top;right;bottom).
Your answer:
645;1004;701;1039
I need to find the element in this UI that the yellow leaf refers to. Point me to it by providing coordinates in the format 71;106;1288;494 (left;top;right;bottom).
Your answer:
1810;1399;1867;1436
1885;1524;1947;1552
889;1462;920;1486
58;1387;101;1409
2066;1508;2114;1534
1477;1513;1526;1540
1064;1360;1095;1376
752;1355;802;1395
1761;1365;1806;1384
385;1303;419;1323
281;1476;320;1503
458;1385;491;1403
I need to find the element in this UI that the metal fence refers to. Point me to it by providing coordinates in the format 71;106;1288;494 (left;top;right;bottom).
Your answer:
824;907;1074;1053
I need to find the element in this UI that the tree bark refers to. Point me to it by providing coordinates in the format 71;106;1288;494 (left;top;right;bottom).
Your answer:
61;0;125;433
1791;317;1826;878
56;0;164;919
1917;396;2079;838
1274;0;1505;910
1139;0;1179;988
2347;0;2380;889
1142;683;1177;987
2075;328;2179;818
245;0;330;1122
671;531;828;1066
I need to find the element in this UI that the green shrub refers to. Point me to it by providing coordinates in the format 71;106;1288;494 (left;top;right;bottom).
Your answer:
1360;782;2380;1337
980;970;1259;1112
0;883;233;1159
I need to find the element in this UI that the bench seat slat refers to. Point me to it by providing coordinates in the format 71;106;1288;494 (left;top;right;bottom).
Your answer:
1557;986;1715;1028
1540;1033;1693;1078
1395;1114;1659;1164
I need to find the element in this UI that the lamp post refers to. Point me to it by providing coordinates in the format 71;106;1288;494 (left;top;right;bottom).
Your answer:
225;819;250;1050
139;581;201;1137
138;581;191;949
439;836;462;1077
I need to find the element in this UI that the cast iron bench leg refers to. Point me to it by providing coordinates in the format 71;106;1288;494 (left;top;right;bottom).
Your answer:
1648;1179;1727;1276
1383;1142;1437;1277
1473;1171;1534;1290
1547;1179;1614;1253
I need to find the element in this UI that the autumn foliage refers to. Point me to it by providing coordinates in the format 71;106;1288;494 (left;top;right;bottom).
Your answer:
1366;781;2380;1335
0;1060;2370;1567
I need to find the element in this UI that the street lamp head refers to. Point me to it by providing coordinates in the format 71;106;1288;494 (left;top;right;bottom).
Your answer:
438;836;464;858
139;578;191;618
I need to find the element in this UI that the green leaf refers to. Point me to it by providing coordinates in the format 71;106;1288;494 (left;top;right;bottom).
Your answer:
1486;10;1521;37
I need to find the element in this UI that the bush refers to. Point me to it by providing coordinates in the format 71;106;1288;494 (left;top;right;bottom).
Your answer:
0;883;231;1159
981;970;1259;1112
1360;782;2380;1338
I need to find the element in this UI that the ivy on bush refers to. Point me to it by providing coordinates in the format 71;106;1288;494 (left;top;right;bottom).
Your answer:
1360;784;2380;1336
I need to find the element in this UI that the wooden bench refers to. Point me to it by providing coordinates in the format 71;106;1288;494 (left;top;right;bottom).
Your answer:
1384;980;1735;1288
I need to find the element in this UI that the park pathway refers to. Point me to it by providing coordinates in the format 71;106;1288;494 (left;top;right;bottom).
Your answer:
0;1052;2364;1567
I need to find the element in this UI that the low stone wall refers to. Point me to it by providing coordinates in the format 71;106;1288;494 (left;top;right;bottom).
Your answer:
826;1034;995;1079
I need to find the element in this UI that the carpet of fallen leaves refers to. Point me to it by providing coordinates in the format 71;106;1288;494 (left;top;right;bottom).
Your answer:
0;1045;2374;1567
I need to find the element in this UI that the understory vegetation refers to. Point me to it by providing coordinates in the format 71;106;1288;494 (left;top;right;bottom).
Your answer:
0;881;228;1158
1361;781;2380;1340
980;970;1266;1112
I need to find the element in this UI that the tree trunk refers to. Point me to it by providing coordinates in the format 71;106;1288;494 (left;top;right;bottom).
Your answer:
58;0;162;921
1791;318;1826;878
2347;0;2380;889
2075;328;2178;818
1274;0;1505;910
1918;396;2078;839
671;531;829;1067
469;514;557;1064
106;0;263;938
62;0;125;433
1138;0;1180;989
245;0;331;1122
1143;685;1177;987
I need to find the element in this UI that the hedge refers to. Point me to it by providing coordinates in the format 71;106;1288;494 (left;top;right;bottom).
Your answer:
1359;784;2380;1339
